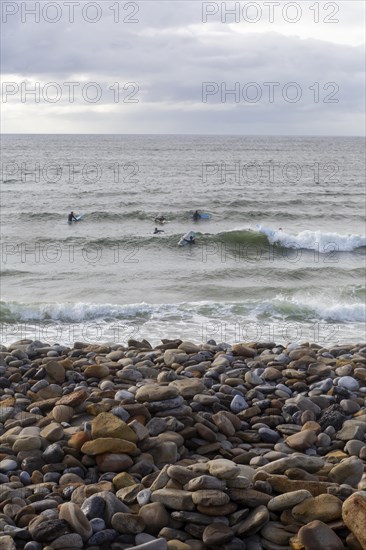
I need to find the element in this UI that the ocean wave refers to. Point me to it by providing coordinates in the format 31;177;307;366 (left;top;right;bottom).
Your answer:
258;295;366;323
2;226;365;254
256;225;366;252
1;296;364;325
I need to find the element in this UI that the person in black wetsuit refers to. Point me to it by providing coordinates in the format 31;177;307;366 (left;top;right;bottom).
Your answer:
68;211;77;222
193;210;200;221
154;227;164;234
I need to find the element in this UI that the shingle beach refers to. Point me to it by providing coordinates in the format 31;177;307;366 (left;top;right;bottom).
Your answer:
0;338;365;550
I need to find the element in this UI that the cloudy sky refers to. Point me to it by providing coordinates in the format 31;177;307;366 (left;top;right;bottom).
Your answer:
1;0;365;134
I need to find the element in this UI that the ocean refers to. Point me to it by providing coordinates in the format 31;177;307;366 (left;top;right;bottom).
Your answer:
1;134;365;347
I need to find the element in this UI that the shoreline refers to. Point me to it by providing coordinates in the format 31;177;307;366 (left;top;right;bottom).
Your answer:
0;337;365;549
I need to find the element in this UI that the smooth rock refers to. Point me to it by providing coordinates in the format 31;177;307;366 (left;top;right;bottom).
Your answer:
298;520;344;550
202;523;234;545
59;502;93;540
91;412;138;442
329;456;364;487
139;503;170;535
292;494;343;523
342;493;366;549
81;437;137;455
151;489;194;511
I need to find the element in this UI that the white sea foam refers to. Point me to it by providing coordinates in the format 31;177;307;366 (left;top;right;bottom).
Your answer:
257;225;366;252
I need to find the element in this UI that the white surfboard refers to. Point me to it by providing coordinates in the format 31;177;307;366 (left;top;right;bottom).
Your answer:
178;230;196;247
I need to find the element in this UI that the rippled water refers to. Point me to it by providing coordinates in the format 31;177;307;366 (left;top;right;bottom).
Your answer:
1;134;365;345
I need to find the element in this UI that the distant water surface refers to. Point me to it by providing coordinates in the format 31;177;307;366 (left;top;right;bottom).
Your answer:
1;134;365;346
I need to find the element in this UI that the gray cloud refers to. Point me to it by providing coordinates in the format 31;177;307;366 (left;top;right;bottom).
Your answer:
2;1;365;134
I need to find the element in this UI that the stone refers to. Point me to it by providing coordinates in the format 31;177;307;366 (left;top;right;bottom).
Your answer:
164;350;189;366
197;502;238;516
136;385;179;403
292;494;342;523
338;376;359;391
232;344;256;357
260;522;293;546
96;490;131;522
167;465;197;485
268;490;312;512
0;536;16;550
68;431;90;450
87;529;118;545
345;440;365;457
234;505;270;536
44;361;65;384
230;394;248;413
40;423;64;442
52;405;74;423
202;523;234;545
113;472;136;490
128;540;168;550
207;459;240;479
51;533;84;549
150;441;178;467
169;378;205;398
167;541;191;550
111;512;145;533
151;489;195;511
81;495;106;520
139;503;170;535
59;502;93;540
137;489;152;506
57;389;87;407
337;422;365;441
129;419;150;441
329;456;364;487
0;408;14;422
90;518;106;532
95;453;133;472
342;493;366;549
184;475;226;492
285;430;317;451
13;436;42;452
84;364;110;378
228;488;271;507
298;520;344;550
28;518;69;542
91;412;138;442
43;442;64;463
191;490;230;507
178;341;200;353
0;459;17;472
81;437;137;455
146;396;185;413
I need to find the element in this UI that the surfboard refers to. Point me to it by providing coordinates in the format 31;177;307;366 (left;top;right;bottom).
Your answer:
68;214;82;224
178;230;196;247
193;213;210;220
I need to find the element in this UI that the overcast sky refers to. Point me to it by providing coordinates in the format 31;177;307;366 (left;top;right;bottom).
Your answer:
1;0;365;134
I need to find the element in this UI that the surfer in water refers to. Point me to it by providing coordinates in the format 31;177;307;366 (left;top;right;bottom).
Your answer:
183;235;195;244
68;211;78;222
154;227;164;234
155;216;166;224
193;210;200;221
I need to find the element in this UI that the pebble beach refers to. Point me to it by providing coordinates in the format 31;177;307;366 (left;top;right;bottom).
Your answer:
0;337;366;550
